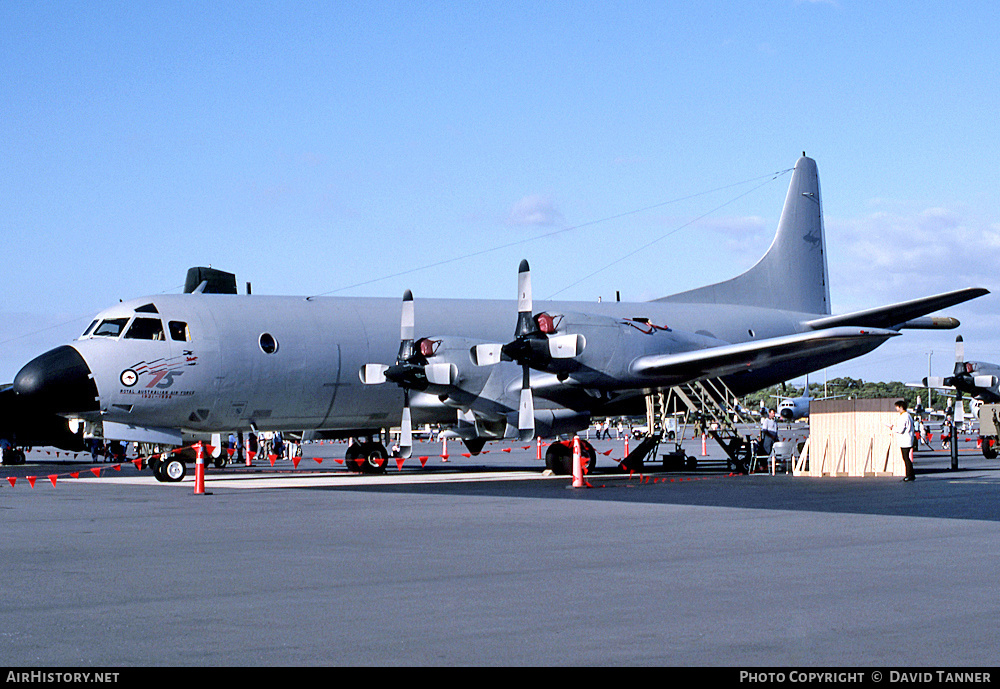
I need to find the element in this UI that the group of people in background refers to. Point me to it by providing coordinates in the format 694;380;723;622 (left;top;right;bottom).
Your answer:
592;418;627;439
225;430;293;464
78;430;295;465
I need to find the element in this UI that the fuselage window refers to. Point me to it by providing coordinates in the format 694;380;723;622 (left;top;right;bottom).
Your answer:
259;333;278;354
169;321;190;342
124;317;165;341
93;318;130;338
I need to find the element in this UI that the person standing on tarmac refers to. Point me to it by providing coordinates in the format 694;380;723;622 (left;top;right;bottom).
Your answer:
891;400;916;482
918;416;933;450
760;409;779;456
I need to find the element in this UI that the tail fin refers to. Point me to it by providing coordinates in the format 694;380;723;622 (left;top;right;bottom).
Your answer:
657;155;831;315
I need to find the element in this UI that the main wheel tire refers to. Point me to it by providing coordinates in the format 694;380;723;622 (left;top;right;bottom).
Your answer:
579;440;598;474
359;442;388;474
983;439;997;460
163;458;187;482
545;441;599;475
344;443;363;472
152;459;167;482
545;442;572;475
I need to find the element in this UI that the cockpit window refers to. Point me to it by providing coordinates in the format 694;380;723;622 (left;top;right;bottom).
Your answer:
169;321;190;342
92;318;130;338
124;317;165;341
81;320;98;337
135;303;159;314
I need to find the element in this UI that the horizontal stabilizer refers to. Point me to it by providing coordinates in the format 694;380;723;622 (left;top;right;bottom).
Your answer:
631;327;899;382
804;288;988;331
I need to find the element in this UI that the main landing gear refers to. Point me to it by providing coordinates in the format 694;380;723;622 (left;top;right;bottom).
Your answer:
344;439;389;474
544;438;597;475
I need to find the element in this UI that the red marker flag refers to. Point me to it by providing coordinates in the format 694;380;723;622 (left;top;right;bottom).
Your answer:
49;475;58;487
26;476;37;488
7;477;16;487
90;468;101;478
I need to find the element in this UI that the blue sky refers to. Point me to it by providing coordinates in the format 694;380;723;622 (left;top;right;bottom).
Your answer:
2;1;998;391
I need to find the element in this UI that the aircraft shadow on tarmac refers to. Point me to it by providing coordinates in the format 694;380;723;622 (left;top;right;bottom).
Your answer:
7;454;999;523
312;465;1000;524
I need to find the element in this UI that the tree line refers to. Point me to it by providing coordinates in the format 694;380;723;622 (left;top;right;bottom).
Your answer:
743;378;938;410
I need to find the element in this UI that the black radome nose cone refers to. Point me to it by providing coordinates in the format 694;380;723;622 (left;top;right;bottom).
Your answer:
13;345;99;414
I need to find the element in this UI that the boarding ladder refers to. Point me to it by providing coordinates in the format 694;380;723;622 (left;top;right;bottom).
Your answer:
661;379;759;472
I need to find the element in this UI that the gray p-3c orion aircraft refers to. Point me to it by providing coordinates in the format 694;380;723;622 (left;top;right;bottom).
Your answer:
1;155;989;479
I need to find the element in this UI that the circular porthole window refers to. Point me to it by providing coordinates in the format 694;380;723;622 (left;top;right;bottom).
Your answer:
259;333;278;354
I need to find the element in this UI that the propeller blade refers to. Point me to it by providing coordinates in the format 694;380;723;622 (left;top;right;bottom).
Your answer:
471;343;504;366
359;364;388;384
953;334;964;370
518;365;535;440
515;259;534;338
399;392;413;459
518;389;535;441
974;375;997;389
425;362;458;386
401;289;415;343
547;333;585;359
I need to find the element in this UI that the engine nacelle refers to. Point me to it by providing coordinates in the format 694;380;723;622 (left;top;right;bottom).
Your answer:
508;409;591;439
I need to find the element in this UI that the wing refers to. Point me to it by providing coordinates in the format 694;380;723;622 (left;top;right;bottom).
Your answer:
630;327;899;383
803;288;988;331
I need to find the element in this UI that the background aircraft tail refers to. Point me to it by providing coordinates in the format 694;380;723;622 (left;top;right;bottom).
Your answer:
657;155;831;315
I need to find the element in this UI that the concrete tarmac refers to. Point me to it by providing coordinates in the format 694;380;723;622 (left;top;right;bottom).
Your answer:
2;432;999;667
